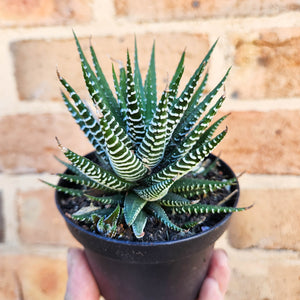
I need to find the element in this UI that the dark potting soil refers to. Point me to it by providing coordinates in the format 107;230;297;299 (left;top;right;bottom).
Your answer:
58;157;237;243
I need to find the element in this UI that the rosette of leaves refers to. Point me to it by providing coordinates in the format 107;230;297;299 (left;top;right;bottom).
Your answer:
43;33;249;239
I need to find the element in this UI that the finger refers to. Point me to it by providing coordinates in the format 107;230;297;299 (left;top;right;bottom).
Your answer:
65;248;100;300
198;277;223;300
207;249;231;295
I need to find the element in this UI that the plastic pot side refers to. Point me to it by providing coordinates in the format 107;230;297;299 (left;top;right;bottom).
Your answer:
55;154;239;300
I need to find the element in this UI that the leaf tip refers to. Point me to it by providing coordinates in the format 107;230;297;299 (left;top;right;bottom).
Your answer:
55;137;67;153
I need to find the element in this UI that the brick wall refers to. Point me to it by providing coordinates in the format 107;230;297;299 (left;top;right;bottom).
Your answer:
0;1;299;299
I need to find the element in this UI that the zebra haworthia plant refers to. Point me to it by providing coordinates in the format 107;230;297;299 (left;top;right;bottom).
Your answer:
44;33;249;239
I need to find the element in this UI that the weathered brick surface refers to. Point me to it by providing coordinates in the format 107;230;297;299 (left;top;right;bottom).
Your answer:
11;33;209;101
0;255;67;300
229;28;300;99
18;188;80;246
227;251;300;300
216;110;300;175
227;189;300;250
0;191;4;242
0;0;92;27
0;113;93;174
114;0;300;20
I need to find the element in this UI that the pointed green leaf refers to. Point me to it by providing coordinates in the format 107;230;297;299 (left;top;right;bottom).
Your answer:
136;88;170;168
181;216;206;229
134;178;175;202
59;80;106;158
134;37;146;117
73;31;123;125
85;194;123;205
112;64;127;121
171;95;226;160
58;143;133;191
174;68;230;143
167;50;185;109
194;114;229;149
40;179;84;197
104;204;121;225
99;116;148;182
146;202;183;232
150;128;228;184
132;210;148;239
172;72;208;142
166;41;219;142
170;177;237;198
124;192;147;226
159;192;191;207
57;173;115;192
90;42;117;106
81;62;132;149
174;203;249;215
72;206;109;221
125;50;145;146
144;42;157;123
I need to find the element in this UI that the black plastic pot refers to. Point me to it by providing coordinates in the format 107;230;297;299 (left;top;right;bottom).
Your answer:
55;153;239;300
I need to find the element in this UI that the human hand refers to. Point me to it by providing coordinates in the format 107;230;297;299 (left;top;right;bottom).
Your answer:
198;249;231;300
65;248;230;300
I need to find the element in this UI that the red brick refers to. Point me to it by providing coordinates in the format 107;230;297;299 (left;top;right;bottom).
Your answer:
0;0;92;27
11;33;209;101
0;255;67;300
17;188;80;246
216;110;300;175
114;0;300;20
229;28;300;99
0;113;93;174
227;189;300;250
227;251;300;300
0;192;4;242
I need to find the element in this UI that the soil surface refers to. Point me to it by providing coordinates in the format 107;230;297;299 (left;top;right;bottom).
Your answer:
58;155;238;243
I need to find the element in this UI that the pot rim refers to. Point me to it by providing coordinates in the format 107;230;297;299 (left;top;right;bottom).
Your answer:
55;153;239;247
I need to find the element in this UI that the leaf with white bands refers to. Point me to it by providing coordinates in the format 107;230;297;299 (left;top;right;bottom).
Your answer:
174;204;247;215
174;69;230;143
136;89;169;168
146;202;183;232
57;173;115;192
172;72;208;142
144;42;157;123
81;64;133;150
60;85;106;158
167;50;185;109
40;180;85;197
60;146;133;191
150;128;227;184
125;51;145;146
134;178;175;202
165;48;212;144
90;43;119;112
159;192;191;207
85;194;123;205
169;40;218;114
134;37;146;118
170;177;237;198
112;64;127;122
194;114;229;148
73;31;123;125
171;95;226;160
99;117;148;182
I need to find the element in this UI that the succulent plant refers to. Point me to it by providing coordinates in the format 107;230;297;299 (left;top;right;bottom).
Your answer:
44;33;249;239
